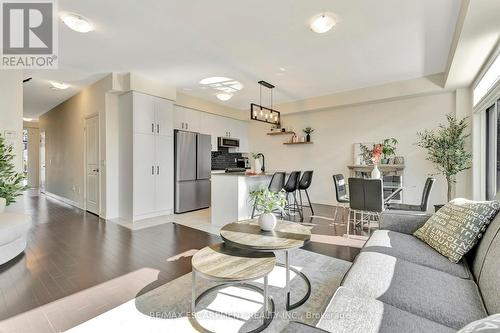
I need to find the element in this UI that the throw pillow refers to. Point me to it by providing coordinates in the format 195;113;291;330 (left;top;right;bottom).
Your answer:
457;314;500;333
414;198;500;263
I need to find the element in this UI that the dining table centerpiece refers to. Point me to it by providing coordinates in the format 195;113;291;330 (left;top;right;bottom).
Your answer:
249;186;287;231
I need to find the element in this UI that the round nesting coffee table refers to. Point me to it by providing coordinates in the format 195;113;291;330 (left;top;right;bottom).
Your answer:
191;243;276;333
220;219;312;311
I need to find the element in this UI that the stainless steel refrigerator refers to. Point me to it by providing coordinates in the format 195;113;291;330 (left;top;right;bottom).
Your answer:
174;130;211;213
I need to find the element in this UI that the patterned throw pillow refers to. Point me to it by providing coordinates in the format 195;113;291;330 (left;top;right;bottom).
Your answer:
457;314;500;333
414;198;500;263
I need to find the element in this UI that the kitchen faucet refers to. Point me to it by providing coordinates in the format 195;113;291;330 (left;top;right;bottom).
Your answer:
256;153;265;173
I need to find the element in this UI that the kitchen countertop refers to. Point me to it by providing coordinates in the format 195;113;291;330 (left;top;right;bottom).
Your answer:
211;172;273;177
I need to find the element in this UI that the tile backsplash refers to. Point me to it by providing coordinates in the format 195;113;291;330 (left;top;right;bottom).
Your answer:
211;147;242;170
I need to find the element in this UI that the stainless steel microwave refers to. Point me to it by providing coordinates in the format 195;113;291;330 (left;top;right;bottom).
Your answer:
218;137;240;148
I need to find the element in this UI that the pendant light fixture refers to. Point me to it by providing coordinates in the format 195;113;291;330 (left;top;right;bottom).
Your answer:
250;80;281;125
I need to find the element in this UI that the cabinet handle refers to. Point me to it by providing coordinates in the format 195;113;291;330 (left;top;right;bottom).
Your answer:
182;122;185;129
152;166;155;175
157;166;160;175
186;123;189;130
151;123;154;133
157;124;160;133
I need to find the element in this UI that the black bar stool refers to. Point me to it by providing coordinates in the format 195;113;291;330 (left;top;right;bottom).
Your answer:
251;172;286;218
298;171;314;218
283;171;302;221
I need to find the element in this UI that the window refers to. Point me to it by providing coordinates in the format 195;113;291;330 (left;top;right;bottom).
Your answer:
474;53;500;106
485;100;500;199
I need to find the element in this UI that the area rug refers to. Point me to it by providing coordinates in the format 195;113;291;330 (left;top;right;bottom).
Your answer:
67;249;351;333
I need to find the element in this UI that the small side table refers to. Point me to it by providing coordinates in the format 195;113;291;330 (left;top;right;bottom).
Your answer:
191;243;276;333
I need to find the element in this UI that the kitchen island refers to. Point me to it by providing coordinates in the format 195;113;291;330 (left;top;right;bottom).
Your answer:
211;172;273;226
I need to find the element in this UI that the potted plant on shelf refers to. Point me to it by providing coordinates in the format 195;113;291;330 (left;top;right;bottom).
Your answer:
381;138;398;164
303;127;315;142
416;113;472;207
249;186;287;231
0;134;26;213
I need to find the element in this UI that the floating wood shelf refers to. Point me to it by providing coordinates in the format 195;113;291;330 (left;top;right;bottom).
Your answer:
267;131;295;136
283;141;313;145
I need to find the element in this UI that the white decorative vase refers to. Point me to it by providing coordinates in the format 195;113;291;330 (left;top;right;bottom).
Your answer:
371;165;381;179
259;213;276;231
0;198;6;213
254;159;262;174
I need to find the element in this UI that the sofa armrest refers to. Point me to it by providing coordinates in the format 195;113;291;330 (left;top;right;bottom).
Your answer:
280;321;330;333
380;211;432;234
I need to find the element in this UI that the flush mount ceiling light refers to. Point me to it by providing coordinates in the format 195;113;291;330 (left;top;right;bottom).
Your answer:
49;81;70;90
216;93;233;101
310;13;336;34
61;13;94;33
200;77;243;102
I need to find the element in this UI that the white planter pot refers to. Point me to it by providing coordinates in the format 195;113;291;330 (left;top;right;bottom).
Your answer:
258;213;276;231
371;165;381;179
0;197;6;213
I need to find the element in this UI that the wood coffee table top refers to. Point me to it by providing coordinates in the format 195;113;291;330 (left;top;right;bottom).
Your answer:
191;243;276;282
220;219;312;251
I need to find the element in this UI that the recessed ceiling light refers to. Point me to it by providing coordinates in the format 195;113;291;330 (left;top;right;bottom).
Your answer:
49;81;70;90
23;117;34;122
61;13;94;33
216;93;233;101
199;77;231;85
310;14;336;34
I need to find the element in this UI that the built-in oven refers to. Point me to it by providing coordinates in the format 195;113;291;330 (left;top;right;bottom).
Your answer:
218;137;240;148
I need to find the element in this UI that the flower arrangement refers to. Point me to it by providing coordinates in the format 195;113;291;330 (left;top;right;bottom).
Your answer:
371;144;383;164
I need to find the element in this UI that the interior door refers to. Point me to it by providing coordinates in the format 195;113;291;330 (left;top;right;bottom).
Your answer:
85;116;99;215
39;131;46;192
155;135;173;212
133;133;156;217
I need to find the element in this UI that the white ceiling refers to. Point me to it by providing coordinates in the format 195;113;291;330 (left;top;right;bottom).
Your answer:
23;0;461;118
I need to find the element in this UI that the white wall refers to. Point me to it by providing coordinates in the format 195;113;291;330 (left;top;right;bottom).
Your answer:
39;75;113;208
249;92;461;211
0;71;23;171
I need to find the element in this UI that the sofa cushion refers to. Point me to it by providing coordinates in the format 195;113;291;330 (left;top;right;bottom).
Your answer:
475;227;500;314
457;314;500;333
316;287;455;333
471;212;500;281
341;252;487;329
362;230;470;279
414;198;500;263
0;213;31;245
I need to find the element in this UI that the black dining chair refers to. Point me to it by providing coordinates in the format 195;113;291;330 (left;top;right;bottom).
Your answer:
283;171;302;221
347;178;384;236
298;171;314;217
333;174;349;222
251;171;286;218
387;177;435;212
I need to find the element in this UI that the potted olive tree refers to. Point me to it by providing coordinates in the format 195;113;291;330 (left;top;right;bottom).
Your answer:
416;114;472;206
0;134;26;212
249;186;287;231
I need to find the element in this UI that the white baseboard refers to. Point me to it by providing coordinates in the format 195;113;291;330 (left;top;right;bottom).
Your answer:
44;191;83;210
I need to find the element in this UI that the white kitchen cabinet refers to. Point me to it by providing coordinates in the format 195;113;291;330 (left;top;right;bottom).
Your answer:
119;91;174;222
156;98;174;136
155;135;174;212
174;105;201;132
133;93;156;135
133;133;156;217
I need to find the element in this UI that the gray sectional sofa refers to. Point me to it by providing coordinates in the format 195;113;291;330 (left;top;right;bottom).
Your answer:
284;210;500;333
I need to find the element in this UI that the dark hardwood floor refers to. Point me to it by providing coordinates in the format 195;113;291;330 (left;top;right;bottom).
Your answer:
0;191;360;332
